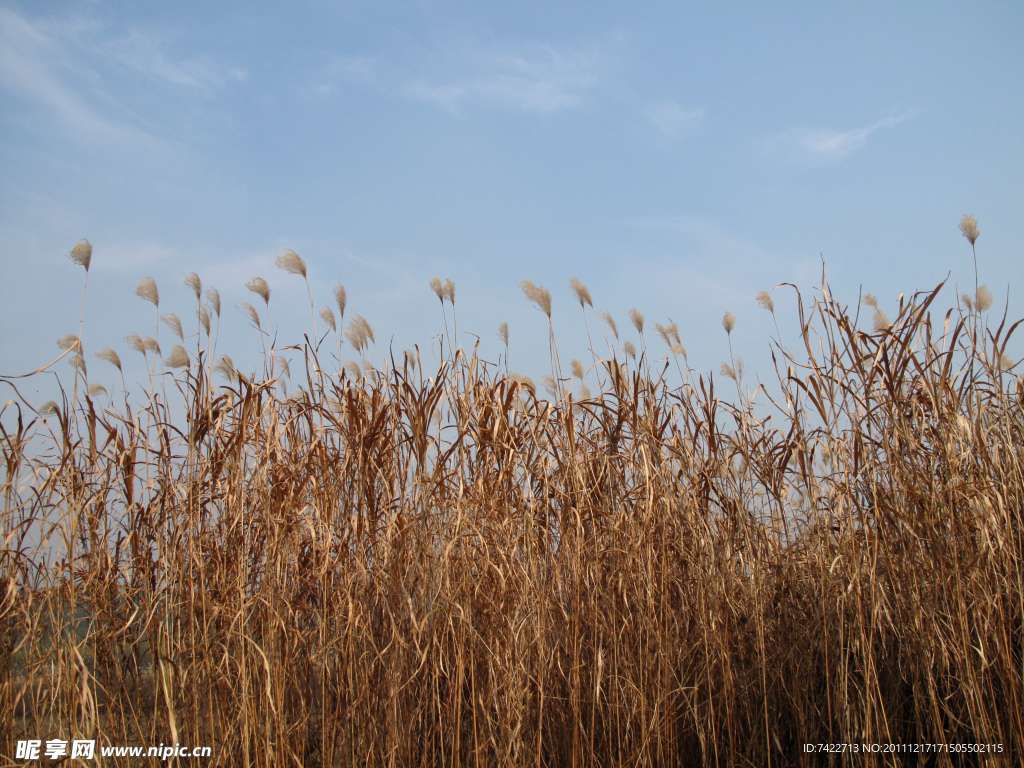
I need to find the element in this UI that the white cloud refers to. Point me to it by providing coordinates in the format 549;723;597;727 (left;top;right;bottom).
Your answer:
104;30;240;93
644;101;705;138
785;109;916;160
407;43;601;113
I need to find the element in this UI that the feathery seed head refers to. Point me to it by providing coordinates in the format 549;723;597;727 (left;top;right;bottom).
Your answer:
39;401;60;416
629;308;644;335
345;361;362;379
333;284;347;318
276;357;291;379
521;280;552;318
498;322;509;346
142;337;161;355
87;383;108;399
236;301;262;329
579;384;591;401
164;345;190;368
1000;353;1015;371
94;348;122;371
205;287;221;317
443;279;455;304
510;373;536;391
430;277;444;301
624;340;637;359
976;285;993;312
959;215;979;246
197;305;211;336
161;313;184;341
720;362;736;381
670;342;687;358
666;320;680;345
541;375;558;397
862;293;878;310
124;333;146;354
569;277;593;308
756;290;775;313
571;359;585;379
246;276;270;305
961;294;973;312
404;349;417;371
600;311;618;339
722;312;735;334
276;249;307;278
135;277;159;307
69;239;92;271
184;272;202;300
353;315;375;344
56;334;79;351
873;309;891;331
213;355;236;380
319;307;337;332
68;353;87;374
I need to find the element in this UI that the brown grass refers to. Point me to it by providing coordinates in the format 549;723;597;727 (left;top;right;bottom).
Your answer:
0;254;1021;767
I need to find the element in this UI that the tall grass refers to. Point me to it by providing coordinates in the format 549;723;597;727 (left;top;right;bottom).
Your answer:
1;236;1021;767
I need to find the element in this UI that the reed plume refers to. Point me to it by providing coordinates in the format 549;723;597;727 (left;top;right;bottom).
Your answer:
164;346;189;369
184;272;202;300
135;277;159;307
68;239;92;271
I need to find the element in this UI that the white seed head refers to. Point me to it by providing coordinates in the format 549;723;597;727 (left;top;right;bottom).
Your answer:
670;342;687;358
205;287;221;317
600;311;618;340
520;280;552;318
184;272;202;300
236;301;262;329
720;363;736;381
629;308;644;335
214;355;236;380
873;309;891;331
571;359;585;379
161;313;184;341
87;383;108;399
197;305;211;337
569;277;593;308
498;322;509;346
975;285;993;312
275;249;307;278
135;277;159;307
722;312;735;334
961;294;973;312
94;348;122;371
246;276;270;305
756;290;774;313
124;333;146;354
334;284;347;318
443;279;455;304
56;334;79;351
862;293;878;310
69;239;92;271
39;401;60;416
430;277;444;301
959;215;979;246
319;307;337;332
624;340;637;359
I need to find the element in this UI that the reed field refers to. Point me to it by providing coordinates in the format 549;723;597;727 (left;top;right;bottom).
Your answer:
1;219;1021;766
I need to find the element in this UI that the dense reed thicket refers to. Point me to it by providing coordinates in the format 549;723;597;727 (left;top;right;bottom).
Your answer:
2;227;1021;766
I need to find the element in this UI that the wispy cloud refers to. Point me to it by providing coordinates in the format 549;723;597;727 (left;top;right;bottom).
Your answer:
407;43;602;113
644;101;705;138
779;109;917;161
104;30;246;93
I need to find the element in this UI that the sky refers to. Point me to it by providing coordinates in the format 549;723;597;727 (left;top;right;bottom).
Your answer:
1;1;1022;417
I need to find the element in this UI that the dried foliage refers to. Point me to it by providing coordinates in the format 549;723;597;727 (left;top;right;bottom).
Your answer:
1;251;1022;768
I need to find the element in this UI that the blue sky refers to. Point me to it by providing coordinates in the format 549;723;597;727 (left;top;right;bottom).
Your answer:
1;1;1021;412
